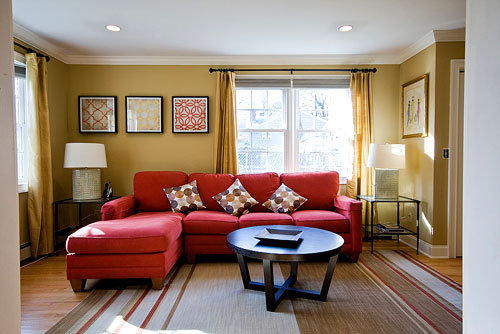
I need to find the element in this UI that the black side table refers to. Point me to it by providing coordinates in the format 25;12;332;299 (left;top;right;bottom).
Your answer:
357;195;420;254
53;196;120;255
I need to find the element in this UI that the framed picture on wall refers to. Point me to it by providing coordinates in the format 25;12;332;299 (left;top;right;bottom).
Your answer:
125;96;163;133
402;74;429;138
172;96;209;133
79;96;117;133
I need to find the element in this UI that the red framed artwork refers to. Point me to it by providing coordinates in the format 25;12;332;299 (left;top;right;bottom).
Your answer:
79;96;117;133
172;96;209;133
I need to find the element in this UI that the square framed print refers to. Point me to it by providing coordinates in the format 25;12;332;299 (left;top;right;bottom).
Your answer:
402;74;429;138
79;96;117;133
126;96;163;133
172;96;209;133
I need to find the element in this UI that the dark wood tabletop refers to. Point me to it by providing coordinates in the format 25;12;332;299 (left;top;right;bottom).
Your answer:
227;225;344;262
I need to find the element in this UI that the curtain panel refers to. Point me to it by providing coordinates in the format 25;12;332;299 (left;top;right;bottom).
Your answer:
214;72;238;174
347;72;374;224
26;53;54;257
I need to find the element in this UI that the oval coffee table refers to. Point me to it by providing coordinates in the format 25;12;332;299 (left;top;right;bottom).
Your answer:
227;225;344;311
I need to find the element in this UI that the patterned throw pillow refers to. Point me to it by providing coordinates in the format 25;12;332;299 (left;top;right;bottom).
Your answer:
212;179;259;216
164;180;206;214
263;183;308;214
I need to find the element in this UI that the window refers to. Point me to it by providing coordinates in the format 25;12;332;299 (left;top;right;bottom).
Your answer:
236;76;354;182
14;53;28;192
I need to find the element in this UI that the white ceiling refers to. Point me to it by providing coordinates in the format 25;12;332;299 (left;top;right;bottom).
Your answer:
12;0;465;64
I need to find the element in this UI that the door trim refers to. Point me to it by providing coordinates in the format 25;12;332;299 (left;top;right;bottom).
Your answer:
447;59;465;258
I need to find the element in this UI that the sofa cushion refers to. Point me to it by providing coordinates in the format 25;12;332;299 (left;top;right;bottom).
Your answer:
134;171;188;212
66;212;183;254
188;173;235;211
212;179;258;216
280;171;339;210
263;183;308;214
291;210;349;233
236;172;281;212
164;180;206;214
183;210;238;234
238;212;294;228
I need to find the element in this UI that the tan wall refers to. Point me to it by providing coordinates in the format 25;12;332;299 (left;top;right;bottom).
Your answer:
399;44;436;244
66;64;401;197
14;41;70;245
432;42;465;245
399;42;465;246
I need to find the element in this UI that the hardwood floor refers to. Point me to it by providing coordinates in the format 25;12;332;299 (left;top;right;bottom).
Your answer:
20;241;462;333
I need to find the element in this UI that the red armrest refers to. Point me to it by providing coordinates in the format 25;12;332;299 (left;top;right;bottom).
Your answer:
334;195;362;211
101;195;137;220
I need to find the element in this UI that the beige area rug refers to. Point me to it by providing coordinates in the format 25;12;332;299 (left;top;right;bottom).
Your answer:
47;250;462;334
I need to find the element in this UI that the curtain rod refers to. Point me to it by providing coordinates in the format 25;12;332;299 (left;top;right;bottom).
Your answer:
14;42;50;62
209;67;376;74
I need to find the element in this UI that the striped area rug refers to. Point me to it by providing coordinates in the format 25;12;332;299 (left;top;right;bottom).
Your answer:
47;250;462;334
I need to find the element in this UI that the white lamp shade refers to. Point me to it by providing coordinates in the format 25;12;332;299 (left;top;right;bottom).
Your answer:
367;144;405;169
64;143;107;168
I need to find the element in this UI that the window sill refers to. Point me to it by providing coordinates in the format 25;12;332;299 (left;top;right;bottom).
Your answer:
18;183;28;193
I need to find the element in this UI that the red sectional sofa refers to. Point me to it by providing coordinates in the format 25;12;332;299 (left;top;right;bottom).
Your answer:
66;170;362;292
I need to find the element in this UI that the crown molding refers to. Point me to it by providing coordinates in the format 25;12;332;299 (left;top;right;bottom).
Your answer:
399;28;465;63
434;28;466;42
63;54;400;65
399;31;436;64
13;22;69;63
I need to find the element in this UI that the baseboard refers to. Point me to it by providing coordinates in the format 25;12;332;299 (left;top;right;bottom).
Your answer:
399;235;449;258
20;242;31;261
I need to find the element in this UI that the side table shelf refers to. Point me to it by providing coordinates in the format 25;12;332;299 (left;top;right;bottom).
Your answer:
357;195;420;254
53;196;120;255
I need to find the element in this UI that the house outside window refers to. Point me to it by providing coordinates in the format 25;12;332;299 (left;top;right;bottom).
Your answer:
236;76;354;183
14;52;28;192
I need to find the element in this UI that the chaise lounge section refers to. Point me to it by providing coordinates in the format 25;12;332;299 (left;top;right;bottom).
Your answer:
65;170;362;291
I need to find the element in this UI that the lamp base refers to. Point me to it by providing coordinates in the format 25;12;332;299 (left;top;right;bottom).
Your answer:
72;169;101;200
374;169;399;198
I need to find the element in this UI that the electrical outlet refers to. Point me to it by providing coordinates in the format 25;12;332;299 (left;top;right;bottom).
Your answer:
408;212;412;220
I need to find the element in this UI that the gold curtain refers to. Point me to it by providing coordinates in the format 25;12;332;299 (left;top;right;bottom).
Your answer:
214;71;238;174
347;72;374;223
26;53;54;257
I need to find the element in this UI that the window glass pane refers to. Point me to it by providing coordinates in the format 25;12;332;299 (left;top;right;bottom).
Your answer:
237;132;284;173
298;132;353;177
236;89;285;130
14;68;28;184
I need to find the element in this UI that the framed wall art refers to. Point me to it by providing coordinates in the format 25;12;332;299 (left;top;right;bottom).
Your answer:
126;96;163;133
172;96;209;133
79;96;117;133
402;74;429;138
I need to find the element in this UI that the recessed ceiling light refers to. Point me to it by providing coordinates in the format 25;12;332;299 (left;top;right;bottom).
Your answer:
338;25;353;32
105;24;121;32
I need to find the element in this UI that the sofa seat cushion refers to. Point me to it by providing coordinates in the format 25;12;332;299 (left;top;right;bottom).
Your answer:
66;212;183;255
238;212;294;228
291;210;349;233
183;210;238;235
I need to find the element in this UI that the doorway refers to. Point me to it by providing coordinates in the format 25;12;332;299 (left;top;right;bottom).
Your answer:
448;59;464;258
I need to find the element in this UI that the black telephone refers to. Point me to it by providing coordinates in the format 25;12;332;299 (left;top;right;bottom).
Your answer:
102;181;113;199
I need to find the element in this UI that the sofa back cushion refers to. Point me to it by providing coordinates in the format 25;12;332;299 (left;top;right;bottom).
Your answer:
280;171;339;210
188;173;235;211
236;172;281;212
134;171;188;212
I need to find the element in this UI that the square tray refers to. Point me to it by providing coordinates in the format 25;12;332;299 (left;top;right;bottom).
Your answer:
254;228;303;242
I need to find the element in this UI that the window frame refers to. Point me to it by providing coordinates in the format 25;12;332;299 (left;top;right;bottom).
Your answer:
14;51;28;193
235;75;352;182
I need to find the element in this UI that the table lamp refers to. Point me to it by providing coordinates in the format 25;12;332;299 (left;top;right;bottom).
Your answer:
367;143;405;198
64;143;107;200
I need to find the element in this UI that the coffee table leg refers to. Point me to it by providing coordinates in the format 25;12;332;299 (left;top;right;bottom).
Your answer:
263;259;276;311
290;262;298;284
236;254;251;289
319;255;339;301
